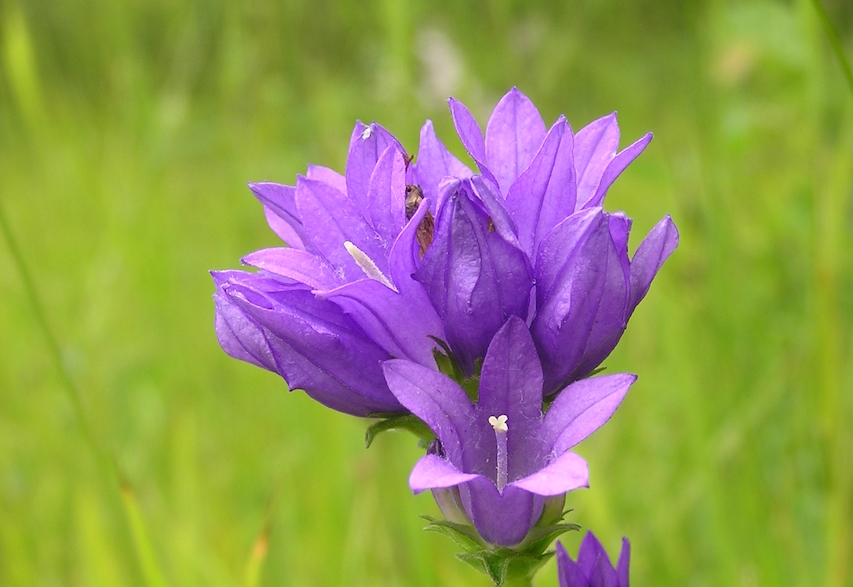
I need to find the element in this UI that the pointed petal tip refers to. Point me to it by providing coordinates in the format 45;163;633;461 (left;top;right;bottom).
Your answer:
408;454;480;494
210;270;232;287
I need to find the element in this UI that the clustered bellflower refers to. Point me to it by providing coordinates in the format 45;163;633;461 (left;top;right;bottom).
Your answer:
212;88;677;577
556;532;630;587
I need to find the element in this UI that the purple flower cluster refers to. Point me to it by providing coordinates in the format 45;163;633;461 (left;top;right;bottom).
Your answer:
212;88;677;555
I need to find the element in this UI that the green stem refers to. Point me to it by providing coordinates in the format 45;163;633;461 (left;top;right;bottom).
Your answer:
0;195;103;460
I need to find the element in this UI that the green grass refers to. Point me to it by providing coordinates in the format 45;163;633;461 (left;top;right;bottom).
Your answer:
1;0;851;585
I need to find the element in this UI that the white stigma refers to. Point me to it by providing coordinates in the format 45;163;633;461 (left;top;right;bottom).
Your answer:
489;414;508;433
344;241;396;291
361;126;373;140
489;414;508;491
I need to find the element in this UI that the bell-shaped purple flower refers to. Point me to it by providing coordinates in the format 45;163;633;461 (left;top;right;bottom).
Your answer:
415;177;533;375
556;532;630;587
433;88;678;394
383;316;634;546
213;271;402;416
531;207;678;394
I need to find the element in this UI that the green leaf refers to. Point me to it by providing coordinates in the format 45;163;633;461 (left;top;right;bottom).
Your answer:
364;414;435;448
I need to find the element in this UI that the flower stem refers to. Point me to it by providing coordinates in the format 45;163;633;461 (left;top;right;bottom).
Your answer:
810;0;853;97
501;576;533;587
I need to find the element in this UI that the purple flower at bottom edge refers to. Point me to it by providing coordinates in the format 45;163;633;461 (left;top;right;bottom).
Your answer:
556;532;630;587
382;316;635;546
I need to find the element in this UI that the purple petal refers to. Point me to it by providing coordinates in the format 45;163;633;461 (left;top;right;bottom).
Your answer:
213;288;277;372
484;87;547;197
557;542;591;587
587;133;652;208
241;248;341;291
617;538;631;587
409;454;479;493
510;451;588;496
506;116;576;256
366;146;406;243
542;374;636;454
382;359;478;467
446;98;504;190
249;182;315;253
222;278;401;416
532;209;611;393
567;214;632;380
262;206;306;249
388;197;432;293
413;119;473;205
448;97;487;164
629;214;678;313
469;175;520;242
416;179;533;374
306;164;347;193
579;533;618;587
477;317;546;479
346;121;406;214
381;197;450;354
459;477;540;546
532;208;602;301
574;114;620;209
319;278;441;367
295;176;389;280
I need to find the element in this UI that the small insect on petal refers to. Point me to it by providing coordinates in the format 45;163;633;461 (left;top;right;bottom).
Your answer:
405;184;435;257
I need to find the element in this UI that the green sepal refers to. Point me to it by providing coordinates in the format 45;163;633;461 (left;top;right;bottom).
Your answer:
459;357;482;403
430;337;464;381
364;414;435;448
429;338;483;402
420;515;486;552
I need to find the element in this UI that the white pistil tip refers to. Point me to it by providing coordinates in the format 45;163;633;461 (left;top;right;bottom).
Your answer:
344;240;360;255
361;126;373;140
489;414;508;433
343;241;396;291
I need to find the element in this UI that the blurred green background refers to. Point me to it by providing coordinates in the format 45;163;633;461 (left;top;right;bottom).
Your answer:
1;0;851;585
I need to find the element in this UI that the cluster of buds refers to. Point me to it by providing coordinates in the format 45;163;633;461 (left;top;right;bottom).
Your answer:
213;88;676;585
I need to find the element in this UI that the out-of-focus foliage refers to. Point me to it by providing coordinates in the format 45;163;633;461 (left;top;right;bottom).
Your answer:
0;0;851;585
